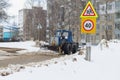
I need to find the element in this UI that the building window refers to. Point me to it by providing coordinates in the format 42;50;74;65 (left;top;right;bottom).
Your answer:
96;24;100;32
101;15;105;20
116;12;120;19
96;34;100;42
102;25;105;31
115;1;120;10
118;34;120;38
107;15;112;21
102;35;105;39
101;6;105;11
116;34;120;39
97;24;100;29
107;25;112;30
107;4;112;10
115;23;120;30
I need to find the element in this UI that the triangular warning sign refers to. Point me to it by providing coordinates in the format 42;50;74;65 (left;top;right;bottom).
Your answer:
80;1;98;18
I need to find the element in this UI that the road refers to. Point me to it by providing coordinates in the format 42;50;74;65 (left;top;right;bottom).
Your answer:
0;53;61;68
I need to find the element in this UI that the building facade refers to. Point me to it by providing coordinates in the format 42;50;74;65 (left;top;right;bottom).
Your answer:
18;7;47;41
114;0;120;39
98;1;115;41
98;0;120;41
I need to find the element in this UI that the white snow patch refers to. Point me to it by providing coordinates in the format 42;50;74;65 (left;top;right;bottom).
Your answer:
0;41;53;54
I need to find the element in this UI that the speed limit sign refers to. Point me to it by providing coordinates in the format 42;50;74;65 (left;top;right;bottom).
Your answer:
83;20;94;31
80;1;98;34
81;18;96;34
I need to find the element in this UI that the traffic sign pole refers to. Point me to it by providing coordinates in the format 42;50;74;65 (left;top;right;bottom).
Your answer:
80;1;98;61
85;34;91;61
86;0;92;61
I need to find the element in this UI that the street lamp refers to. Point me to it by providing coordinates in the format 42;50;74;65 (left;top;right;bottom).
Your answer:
37;23;42;41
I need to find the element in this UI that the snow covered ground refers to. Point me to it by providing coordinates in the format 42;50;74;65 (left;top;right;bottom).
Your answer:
0;41;53;54
0;41;55;60
0;40;120;80
0;41;39;52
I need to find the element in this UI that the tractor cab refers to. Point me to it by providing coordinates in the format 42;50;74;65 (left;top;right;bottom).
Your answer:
55;30;73;46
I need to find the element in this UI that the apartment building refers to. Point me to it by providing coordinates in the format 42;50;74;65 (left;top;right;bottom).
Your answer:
18;7;47;41
20;8;35;40
98;1;115;41
98;0;120;41
114;0;120;39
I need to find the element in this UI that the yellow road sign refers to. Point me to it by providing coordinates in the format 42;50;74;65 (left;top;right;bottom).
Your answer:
81;18;96;34
80;1;98;18
80;1;98;34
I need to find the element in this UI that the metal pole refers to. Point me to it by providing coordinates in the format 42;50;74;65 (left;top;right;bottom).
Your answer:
85;34;91;61
83;0;91;61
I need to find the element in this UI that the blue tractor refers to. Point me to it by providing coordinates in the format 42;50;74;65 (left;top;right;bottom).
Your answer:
48;29;79;54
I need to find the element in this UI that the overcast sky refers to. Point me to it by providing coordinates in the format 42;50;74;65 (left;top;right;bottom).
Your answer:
8;0;46;16
7;0;46;25
8;0;25;16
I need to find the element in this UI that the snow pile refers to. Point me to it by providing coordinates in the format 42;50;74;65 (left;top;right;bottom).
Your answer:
0;65;25;76
0;41;39;52
0;40;120;80
0;41;52;54
39;41;49;47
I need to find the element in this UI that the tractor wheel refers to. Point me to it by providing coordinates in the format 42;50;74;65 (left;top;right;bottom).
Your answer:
64;44;71;54
72;44;77;54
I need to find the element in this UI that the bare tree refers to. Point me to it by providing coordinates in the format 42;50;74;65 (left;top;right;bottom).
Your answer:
105;0;113;40
0;0;10;22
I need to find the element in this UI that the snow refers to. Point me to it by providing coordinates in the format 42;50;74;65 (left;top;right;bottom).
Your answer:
8;0;25;16
0;40;120;80
0;41;38;51
0;41;55;60
0;41;51;53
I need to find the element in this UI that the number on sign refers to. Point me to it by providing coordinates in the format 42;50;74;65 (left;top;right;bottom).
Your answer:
85;23;91;28
83;20;94;31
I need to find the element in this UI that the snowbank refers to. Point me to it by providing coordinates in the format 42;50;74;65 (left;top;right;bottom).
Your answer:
0;41;52;54
0;40;120;80
0;41;39;52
